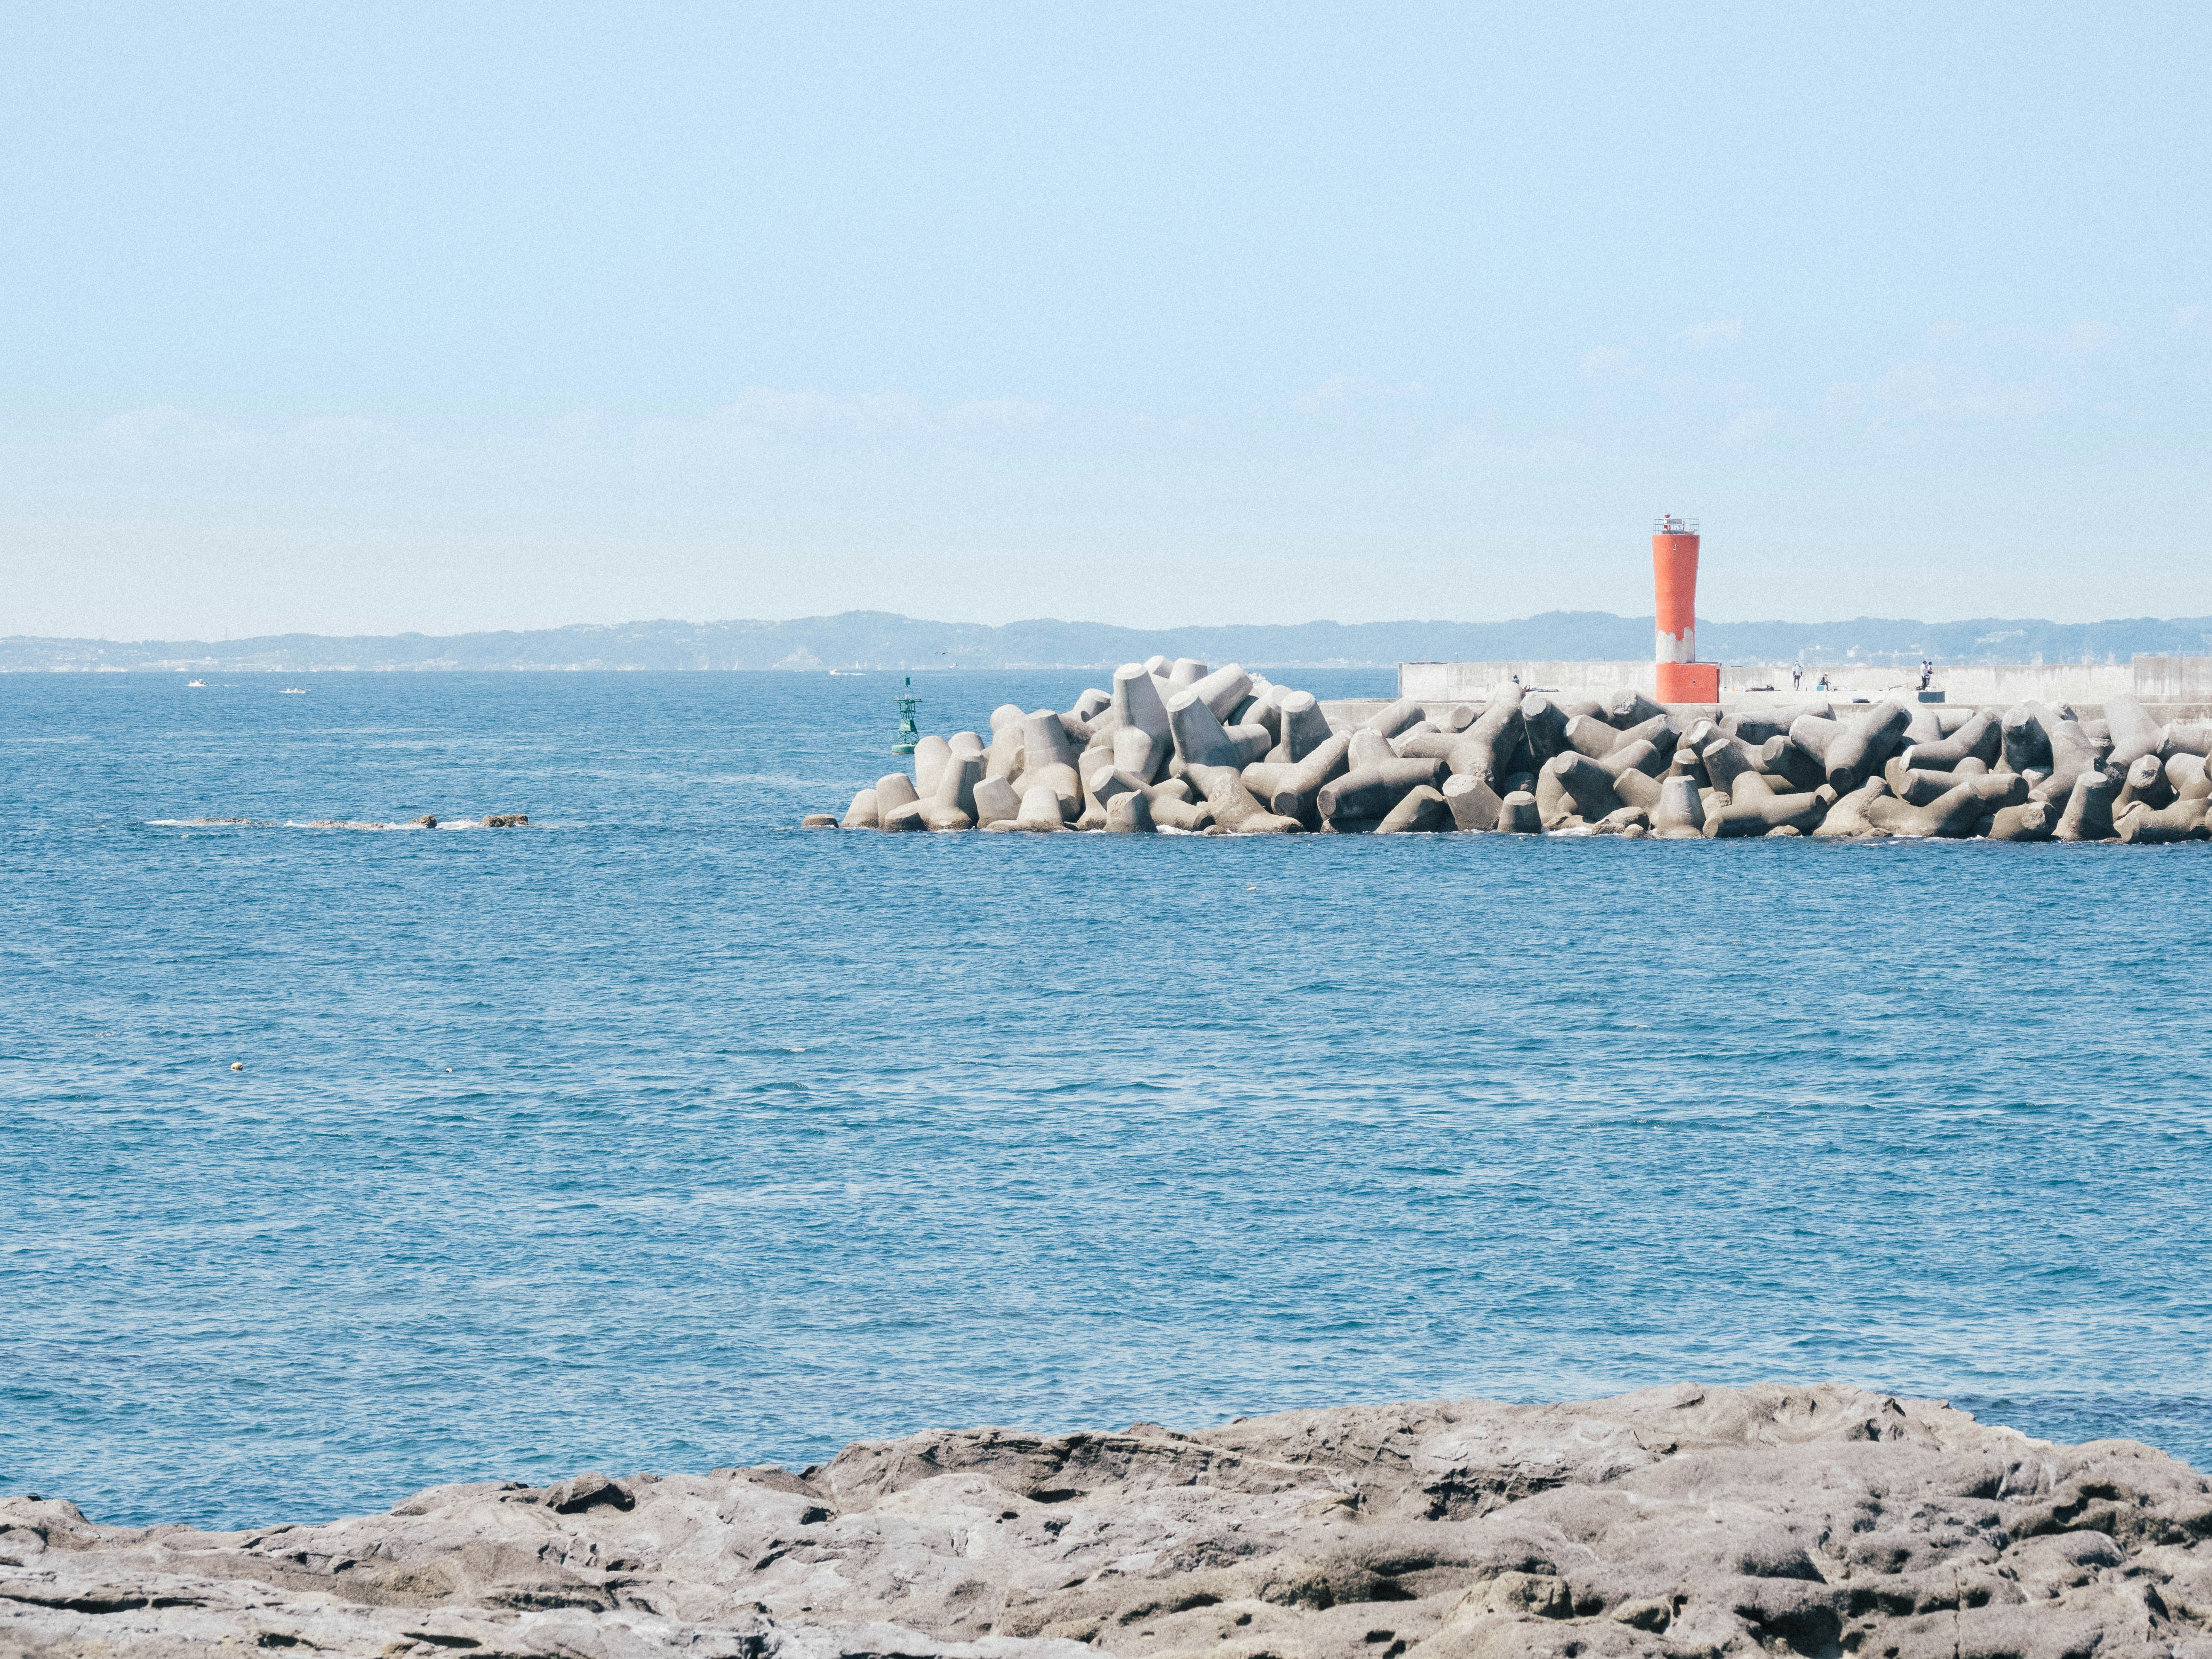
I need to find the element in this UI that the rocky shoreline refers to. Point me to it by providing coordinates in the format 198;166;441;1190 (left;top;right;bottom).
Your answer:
6;1384;2210;1657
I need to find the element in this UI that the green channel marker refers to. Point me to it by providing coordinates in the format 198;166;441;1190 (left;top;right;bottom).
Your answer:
894;677;919;754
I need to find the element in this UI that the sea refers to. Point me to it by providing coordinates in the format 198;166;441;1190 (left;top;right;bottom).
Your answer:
3;669;2209;1529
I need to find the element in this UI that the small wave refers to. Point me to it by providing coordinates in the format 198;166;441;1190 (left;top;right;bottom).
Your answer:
143;816;546;831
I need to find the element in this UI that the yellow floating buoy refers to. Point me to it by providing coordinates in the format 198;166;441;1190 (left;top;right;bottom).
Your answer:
231;1061;244;1071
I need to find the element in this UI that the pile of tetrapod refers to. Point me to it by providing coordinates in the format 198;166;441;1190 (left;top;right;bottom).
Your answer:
804;657;2212;843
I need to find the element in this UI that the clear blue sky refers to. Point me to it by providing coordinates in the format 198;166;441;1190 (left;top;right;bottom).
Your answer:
3;2;2206;639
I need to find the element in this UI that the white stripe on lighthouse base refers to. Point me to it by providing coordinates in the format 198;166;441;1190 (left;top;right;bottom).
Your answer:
1656;628;1695;664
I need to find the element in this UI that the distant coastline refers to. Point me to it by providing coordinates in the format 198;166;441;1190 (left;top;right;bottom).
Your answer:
4;608;2210;673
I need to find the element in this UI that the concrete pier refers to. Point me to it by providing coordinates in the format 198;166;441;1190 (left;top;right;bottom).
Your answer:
1397;656;2212;719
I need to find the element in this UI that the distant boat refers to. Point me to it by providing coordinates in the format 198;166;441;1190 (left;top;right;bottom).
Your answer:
279;687;306;695
186;679;206;687
829;669;863;675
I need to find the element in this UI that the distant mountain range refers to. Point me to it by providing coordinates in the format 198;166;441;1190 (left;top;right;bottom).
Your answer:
6;610;2210;672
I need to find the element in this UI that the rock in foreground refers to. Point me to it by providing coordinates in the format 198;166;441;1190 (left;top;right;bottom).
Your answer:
6;1383;2212;1657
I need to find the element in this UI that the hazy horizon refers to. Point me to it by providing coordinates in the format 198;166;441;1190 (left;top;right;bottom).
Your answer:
15;601;2212;649
3;3;2206;639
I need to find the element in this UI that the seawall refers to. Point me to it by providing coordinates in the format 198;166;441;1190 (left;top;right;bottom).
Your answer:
1400;654;2212;713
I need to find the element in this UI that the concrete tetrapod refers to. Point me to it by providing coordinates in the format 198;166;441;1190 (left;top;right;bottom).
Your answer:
1607;688;1667;728
1787;713;1843;766
876;772;928;832
1442;774;1502;831
1187;763;1301;833
1186;663;1253;722
1141;783;1214;831
1866;774;2020;838
1109;664;1174;777
2034;713;2110;806
2104;693;2168;768
1392;730;1464;763
2167;720;2212;757
1823;698;1913;793
1613;713;1682;763
1758;737;1827;792
912;734;952;798
1346;729;1396;771
1704;785;1837;838
1250;732;1352;827
1985;800;2056;841
2116;796;2208;844
2055;766;2124;841
1650;775;1706;838
1012;785;1067;831
971;775;1020;830
2114;754;2173;815
838;788;879;829
1317;758;1446;826
1697;737;1763;800
1564;714;1623;758
1901;706;1946;748
1519;695;1572;765
1354;696;1425;740
1604;765;1664;817
1267;691;1333;763
984;718;1026;782
1375;785;1449;832
1013;712;1082;820
1103;791;1155;833
1111;724;1166;783
1493;790;1542;833
1167;690;1251;770
1535;753;1623;828
1166;658;1207;691
1723;712;1799;745
1595;738;1666;782
2000;705;2051;774
1882;759;1997;808
1224;688;1277;745
1445;699;1524;787
1812;778;1891;838
1901;710;2001;771
918;756;983;830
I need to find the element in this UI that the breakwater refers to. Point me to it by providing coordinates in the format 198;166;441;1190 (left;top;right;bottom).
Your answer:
812;656;2212;841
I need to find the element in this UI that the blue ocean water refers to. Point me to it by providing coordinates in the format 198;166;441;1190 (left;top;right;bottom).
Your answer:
3;669;2209;1530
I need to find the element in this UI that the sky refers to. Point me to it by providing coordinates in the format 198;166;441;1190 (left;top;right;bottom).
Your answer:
2;1;2207;640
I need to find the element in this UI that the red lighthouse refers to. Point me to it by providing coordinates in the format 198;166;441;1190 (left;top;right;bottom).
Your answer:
1652;515;1720;704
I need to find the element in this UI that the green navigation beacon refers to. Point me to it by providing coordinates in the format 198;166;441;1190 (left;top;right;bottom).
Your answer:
894;678;920;754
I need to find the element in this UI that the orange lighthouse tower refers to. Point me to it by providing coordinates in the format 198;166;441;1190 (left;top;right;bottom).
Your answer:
1652;515;1720;704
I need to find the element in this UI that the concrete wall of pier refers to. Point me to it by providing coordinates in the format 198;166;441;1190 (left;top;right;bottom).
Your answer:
1401;656;2212;711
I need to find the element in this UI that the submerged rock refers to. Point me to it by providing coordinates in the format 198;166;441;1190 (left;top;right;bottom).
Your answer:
4;1383;2208;1657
